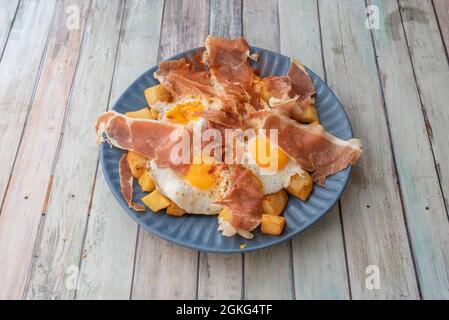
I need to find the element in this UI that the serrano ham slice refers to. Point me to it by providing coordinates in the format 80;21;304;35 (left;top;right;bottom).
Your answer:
119;154;145;212
262;61;316;116
249;111;362;185
154;59;216;100
96;111;191;174
217;165;264;231
204;36;254;98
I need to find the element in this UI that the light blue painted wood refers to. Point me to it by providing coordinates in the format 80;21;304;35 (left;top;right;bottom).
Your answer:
319;0;419;299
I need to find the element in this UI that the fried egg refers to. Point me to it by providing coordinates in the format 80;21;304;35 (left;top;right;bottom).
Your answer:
150;159;229;215
239;135;303;195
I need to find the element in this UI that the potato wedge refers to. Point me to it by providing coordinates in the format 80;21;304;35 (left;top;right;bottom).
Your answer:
292;105;319;123
286;172;313;201
138;170;155;193
126;151;147;178
125;107;152;119
261;214;286;236
166;201;186;217
141;189;171;212
144;84;172;105
262;190;288;216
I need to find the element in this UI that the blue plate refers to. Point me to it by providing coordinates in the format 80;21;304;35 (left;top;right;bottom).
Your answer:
101;47;353;253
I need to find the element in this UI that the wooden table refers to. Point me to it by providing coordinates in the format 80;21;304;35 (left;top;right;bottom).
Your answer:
1;0;448;300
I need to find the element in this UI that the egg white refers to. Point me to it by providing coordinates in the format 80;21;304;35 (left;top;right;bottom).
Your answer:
150;160;229;215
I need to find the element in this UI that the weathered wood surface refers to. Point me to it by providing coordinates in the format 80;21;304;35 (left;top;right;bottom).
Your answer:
279;0;350;300
433;0;449;56
197;0;243;301
130;0;209;300
77;0;164;300
0;0;19;59
1;0;449;300
368;0;449;300
26;0;125;300
0;0;89;299
319;0;419;299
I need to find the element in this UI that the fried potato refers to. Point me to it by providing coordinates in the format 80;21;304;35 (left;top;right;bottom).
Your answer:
262;190;288;216
286;172;313;201
150;108;159;120
138;169;155;193
125;107;152;119
260;84;271;103
261;214;286;236
144;84;172;105
126;151;148;178
166;201;186;217
218;207;232;222
292;105;319;123
141;189;171;212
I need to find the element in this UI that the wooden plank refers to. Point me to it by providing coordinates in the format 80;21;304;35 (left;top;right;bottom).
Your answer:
279;0;350;300
399;0;449;211
0;0;56;215
318;0;419;299
130;0;209;299
25;0;125;300
210;0;242;38
393;0;449;298
0;0;19;58
433;0;449;56
242;0;295;300
197;0;243;300
76;0;164;300
0;0;89;300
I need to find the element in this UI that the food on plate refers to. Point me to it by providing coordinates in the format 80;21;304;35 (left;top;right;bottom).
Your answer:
95;36;362;240
125;107;152;120
262;190;288;216
167;201;187;217
126;151;148;178
286;172;314;201
261;214;286;236
141;189;171;212
138;169;156;193
144;84;172;105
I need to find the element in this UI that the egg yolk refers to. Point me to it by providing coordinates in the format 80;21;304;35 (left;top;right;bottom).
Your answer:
249;137;289;171
185;158;219;190
165;101;204;125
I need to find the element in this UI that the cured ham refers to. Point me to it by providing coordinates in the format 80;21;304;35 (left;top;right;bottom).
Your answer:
204;36;254;99
96;111;191;174
262;61;316;116
119;154;145;212
154;59;216;100
249;111;362;185
217;165;264;231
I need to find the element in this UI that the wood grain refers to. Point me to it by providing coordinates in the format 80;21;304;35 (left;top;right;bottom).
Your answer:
210;0;242;38
243;0;294;300
130;0;210;299
0;0;19;58
0;0;89;300
318;0;419;299
25;0;125;300
433;0;449;56
368;0;449;300
0;0;56;212
197;0;243;300
399;0;449;212
279;0;350;300
76;0;164;300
